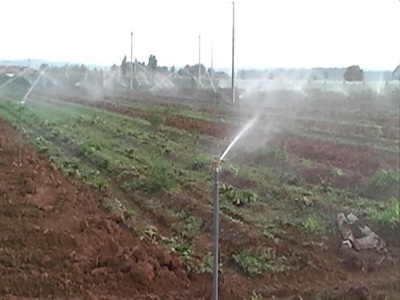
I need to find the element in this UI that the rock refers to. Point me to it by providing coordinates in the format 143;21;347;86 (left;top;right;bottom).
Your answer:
98;239;119;267
346;213;359;224
130;262;155;285
340;240;353;251
78;219;89;232
132;246;146;262
156;249;172;267
91;267;108;277
170;256;183;270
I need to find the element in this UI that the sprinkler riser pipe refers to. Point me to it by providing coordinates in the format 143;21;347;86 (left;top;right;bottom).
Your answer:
18;104;23;166
212;168;220;300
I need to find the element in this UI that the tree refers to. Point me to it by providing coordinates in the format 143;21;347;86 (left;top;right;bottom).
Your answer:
344;65;364;82
121;55;127;76
148;55;158;70
39;63;48;71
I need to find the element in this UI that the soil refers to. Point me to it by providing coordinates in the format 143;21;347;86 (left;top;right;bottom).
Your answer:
6;92;399;299
0;118;203;299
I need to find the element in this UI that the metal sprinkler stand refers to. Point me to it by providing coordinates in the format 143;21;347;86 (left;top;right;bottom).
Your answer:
212;158;221;300
18;101;24;166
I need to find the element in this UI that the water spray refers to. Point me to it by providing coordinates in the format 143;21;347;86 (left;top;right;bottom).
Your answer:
0;69;25;90
18;67;47;165
212;114;258;300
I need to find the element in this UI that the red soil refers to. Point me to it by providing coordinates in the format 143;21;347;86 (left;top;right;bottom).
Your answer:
279;136;399;177
0;118;203;299
13;93;399;299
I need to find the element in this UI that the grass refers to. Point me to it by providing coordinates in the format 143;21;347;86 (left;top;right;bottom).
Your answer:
233;248;287;275
1;90;399;279
370;197;400;229
371;169;400;189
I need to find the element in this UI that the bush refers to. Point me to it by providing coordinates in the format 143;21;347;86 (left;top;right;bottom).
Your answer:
148;158;174;192
372;169;400;189
370;197;399;229
147;113;165;128
188;154;210;171
233;248;287;275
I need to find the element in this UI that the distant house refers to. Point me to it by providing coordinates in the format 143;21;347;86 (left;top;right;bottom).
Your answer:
0;66;37;77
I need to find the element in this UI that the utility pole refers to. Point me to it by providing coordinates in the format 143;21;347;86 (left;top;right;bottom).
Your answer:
198;35;201;86
130;31;133;90
231;1;235;104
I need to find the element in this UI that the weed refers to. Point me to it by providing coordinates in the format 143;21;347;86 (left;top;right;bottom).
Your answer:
185;216;203;238
124;148;136;159
273;146;289;161
163;236;193;270
372;125;384;138
220;184;257;207
263;224;285;244
101;197;125;213
372;169;400;189
250;291;263;300
121;180;139;192
253;145;288;162
233;248;287;275
319;180;332;194
147;113;165;128
332;167;344;176
301;214;324;234
200;252;213;274
370;197;399;229
188;154;210;171
61;158;80;177
141;225;159;243
148;158;174;192
123;209;135;221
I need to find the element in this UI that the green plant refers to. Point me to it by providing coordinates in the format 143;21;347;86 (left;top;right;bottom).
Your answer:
273;146;289;161
263;224;285;244
148;158;174;192
142;225;159;243
188;154;210;171
147;113;165;128
163;236;193;270
250;291;263;300
301;214;324;234
372;169;400;189
372;125;384;138
332;167;344;176
319;180;332;194
185;216;203;238
233;248;287;275
219;184;257;207
123;209;135;221
200;252;213;274
121;180;139;191
370;197;399;229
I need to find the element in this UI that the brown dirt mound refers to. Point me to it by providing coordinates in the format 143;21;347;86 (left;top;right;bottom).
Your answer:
280;135;399;177
13;93;400;299
0;119;203;299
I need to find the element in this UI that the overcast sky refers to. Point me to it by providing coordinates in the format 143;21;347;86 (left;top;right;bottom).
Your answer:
1;0;399;70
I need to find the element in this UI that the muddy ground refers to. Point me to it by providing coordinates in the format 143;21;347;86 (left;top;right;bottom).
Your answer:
0;107;399;298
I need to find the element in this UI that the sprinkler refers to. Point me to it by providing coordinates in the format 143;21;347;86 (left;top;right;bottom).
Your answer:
17;67;48;166
211;115;258;300
212;157;220;300
18;101;25;166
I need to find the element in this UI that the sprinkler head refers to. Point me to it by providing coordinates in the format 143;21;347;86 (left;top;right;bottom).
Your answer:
211;157;224;173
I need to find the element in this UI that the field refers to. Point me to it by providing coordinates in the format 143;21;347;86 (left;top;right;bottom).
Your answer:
0;82;399;299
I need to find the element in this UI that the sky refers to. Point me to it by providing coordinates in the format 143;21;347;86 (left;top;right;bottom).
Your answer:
1;0;399;70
